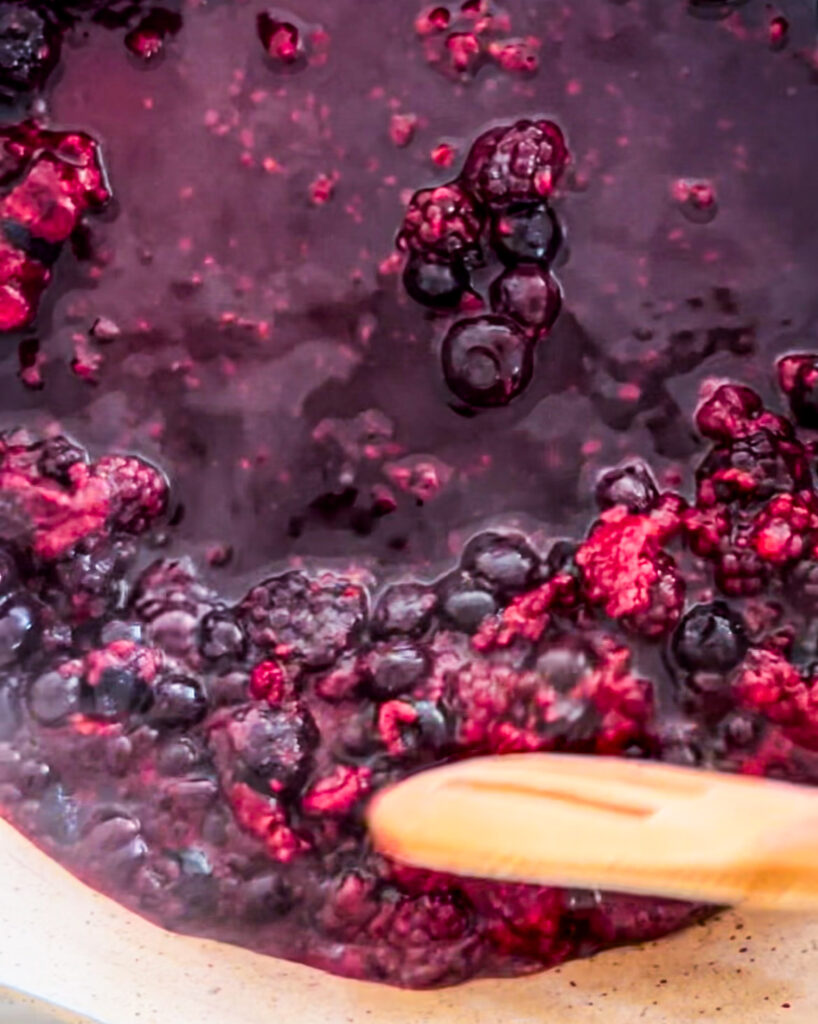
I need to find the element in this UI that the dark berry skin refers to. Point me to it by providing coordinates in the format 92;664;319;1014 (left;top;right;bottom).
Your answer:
199;609;246;661
366;641;429;699
595;462;659;514
0;593;37;667
460;531;540;594
671;602;748;674
778;354;818;430
489;267;561;336
148;675;208;728
0;5;61;98
36;436;87;486
0;541;18;594
87;667;153;720
28;669;81;725
437;571;497;632
490;203;562;266
402;255;468;310
441;315;534;407
371;582;437;638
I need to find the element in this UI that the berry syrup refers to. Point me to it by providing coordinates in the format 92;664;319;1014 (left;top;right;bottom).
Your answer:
0;0;817;990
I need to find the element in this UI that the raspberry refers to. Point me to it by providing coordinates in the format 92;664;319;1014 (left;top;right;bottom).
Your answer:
238;571;367;669
301;764;371;817
622;553;685;639
397;182;484;263
0;5;61;98
778;353;818;430
227;782;308;862
575;505;680;623
489;265;561;336
732;648;818;748
0;234;48;331
124;8;182;61
257;11;304;65
462;119;569;208
714;544;770;598
441;315;534;407
750;493;818;564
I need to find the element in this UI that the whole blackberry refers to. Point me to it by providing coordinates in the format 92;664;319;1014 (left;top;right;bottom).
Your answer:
397;182;484;263
463;119;569;208
0;5;61;99
239;571;367;669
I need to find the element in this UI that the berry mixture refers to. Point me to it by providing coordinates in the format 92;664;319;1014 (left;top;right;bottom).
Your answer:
0;0;817;994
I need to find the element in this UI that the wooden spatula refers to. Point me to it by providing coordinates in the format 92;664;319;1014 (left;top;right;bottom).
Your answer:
367;753;818;909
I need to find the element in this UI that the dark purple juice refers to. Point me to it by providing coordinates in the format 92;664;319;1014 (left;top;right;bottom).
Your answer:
0;0;817;990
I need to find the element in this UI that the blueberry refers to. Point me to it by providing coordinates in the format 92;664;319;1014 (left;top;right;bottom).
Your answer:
148;675;207;728
366;641;429;698
595;461;659;514
199;609;246;661
437;572;497;632
441;315;534;407
371;582;437;638
490;203;562;265
461;531;539;594
671;602;748;674
29;669;81;725
241;872;294;922
0;679;19;739
489;266;561;335
89;667;153;719
535;643;592;693
403;255;469;310
0;594;38;667
0;542;18;595
0;5;61;97
36;785;79;845
173;847;217;916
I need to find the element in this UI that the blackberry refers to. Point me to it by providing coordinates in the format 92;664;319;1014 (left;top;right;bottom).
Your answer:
441;315;534;407
210;702;318;794
671;602;748;674
0;5;61;98
462;119;569;208
238;571;367;669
